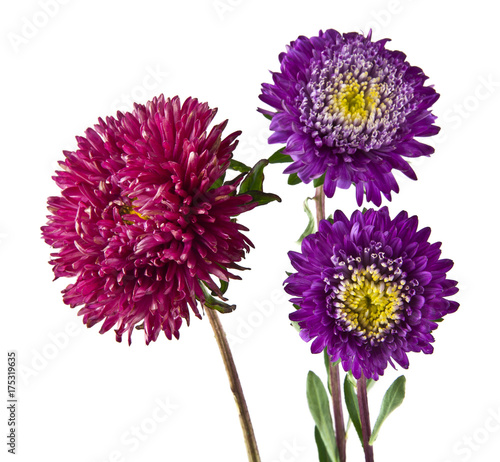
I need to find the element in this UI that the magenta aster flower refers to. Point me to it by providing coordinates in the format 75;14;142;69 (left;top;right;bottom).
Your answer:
259;29;440;205
285;207;458;380
43;95;258;344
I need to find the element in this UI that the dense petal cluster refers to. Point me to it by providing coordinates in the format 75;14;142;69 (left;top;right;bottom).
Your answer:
43;95;256;344
285;208;458;380
259;29;440;205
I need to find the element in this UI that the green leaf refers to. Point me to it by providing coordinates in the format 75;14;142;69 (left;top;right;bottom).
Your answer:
243;190;282;206
209;173;226;191
343;375;363;444
268;147;292;164
324;349;332;396
219;279;229;296
287;173;302;185
298;197;315;243
239;159;269;193
201;285;236;314
229;159;251;173
369;376;406;445
313;173;326;188
306;371;339;462
262;112;273;121
315;426;334;462
290;320;301;332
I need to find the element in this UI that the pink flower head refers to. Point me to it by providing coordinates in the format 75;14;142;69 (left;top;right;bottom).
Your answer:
43;95;256;344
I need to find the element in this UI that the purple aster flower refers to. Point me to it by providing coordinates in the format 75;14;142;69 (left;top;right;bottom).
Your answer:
42;95;257;344
285;207;458;380
259;30;440;205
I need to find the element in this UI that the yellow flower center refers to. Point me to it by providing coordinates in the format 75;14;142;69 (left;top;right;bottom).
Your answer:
336;266;404;340
119;204;147;224
330;77;380;123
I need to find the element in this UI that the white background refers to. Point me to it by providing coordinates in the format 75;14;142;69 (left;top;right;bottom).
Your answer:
1;1;499;461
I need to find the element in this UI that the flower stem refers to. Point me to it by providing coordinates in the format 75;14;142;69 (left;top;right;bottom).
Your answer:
315;186;346;462
330;361;346;462
314;186;326;223
205;307;261;462
357;373;374;462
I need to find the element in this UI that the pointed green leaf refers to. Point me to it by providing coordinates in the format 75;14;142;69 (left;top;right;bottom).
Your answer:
200;285;236;314
262;112;273;121
307;371;339;462
229;159;251;173
243;190;282;206
209;172;226;191
315;426;334;462
268;147;292;164
287;173;302;185
343;375;363;444
207;278;232;300
239;159;269;193
324;349;332;396
369;376;406;445
219;279;229;296
313;173;326;188
298;197;315;243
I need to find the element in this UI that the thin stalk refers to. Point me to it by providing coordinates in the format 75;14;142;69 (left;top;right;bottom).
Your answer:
357;373;374;462
314;185;326;223
205;307;261;462
330;362;346;462
315;186;346;462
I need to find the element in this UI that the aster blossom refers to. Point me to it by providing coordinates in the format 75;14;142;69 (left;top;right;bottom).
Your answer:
43;95;259;344
285;207;458;380
259;29;440;205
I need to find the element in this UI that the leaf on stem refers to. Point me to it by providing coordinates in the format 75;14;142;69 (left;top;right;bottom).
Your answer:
343;375;363;444
268;147;292;164
239;159;268;193
369;375;406;445
315;426;335;462
201;285;236;314
244;190;282;206
236;159;282;206
298;197;315;243
208;172;226;191
229;159;252;173
287;173;302;185
306;371;339;462
313;173;326;188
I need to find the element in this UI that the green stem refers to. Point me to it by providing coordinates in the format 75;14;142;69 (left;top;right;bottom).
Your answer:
357;373;374;462
205;307;261;462
315;186;346;462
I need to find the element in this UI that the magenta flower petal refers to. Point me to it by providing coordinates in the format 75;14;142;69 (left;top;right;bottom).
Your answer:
43;95;255;344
